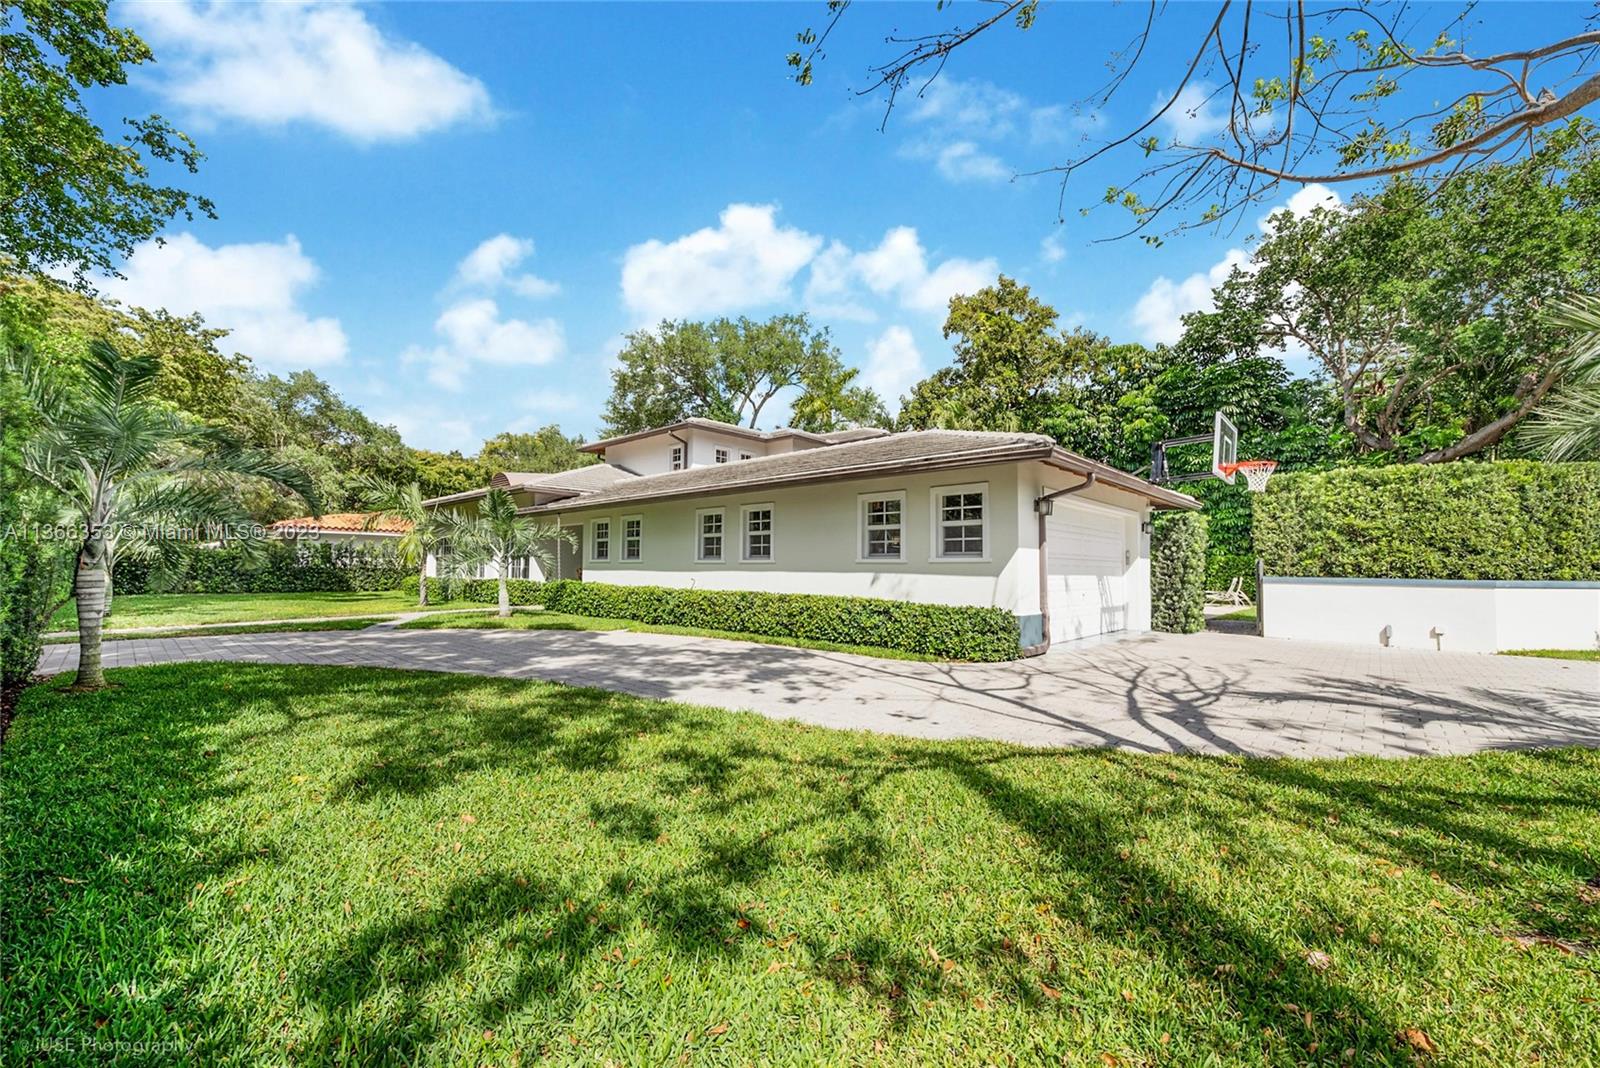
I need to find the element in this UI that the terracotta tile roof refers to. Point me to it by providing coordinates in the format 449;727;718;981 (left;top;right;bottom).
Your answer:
269;512;412;534
522;430;1200;513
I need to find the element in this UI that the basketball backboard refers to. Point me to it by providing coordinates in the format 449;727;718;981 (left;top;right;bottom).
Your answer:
1212;411;1239;484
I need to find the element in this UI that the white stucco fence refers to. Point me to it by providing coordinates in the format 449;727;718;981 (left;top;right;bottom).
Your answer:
1260;576;1600;653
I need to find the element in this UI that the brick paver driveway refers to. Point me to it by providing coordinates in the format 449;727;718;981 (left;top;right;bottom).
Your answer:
38;627;1600;757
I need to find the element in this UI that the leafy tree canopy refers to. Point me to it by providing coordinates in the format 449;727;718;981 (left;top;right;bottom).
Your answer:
602;314;888;434
479;426;596;474
2;0;214;284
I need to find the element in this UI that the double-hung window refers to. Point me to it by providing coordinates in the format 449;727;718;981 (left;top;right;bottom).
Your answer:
622;516;642;561
859;492;905;562
714;448;729;464
670;446;685;471
742;504;773;562
696;509;724;562
590;519;611;562
933;484;987;559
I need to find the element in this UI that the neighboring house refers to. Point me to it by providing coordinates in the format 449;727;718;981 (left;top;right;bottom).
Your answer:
428;417;1199;648
268;512;412;548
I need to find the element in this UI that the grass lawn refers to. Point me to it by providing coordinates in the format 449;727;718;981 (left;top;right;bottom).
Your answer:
48;591;458;632
4;665;1597;1065
398;608;940;662
1213;606;1258;622
1504;649;1600;662
42;617;397;644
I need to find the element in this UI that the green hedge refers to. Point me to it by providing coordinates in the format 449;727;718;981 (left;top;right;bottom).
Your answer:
1151;511;1209;633
407;576;1021;661
1253;461;1600;580
117;541;412;595
400;575;542;605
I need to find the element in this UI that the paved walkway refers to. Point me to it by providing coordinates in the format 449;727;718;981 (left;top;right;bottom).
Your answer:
37;627;1600;757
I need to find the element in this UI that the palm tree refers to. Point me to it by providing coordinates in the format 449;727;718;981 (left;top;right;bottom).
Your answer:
442;487;572;617
20;340;319;690
354;476;451;606
1526;295;1600;461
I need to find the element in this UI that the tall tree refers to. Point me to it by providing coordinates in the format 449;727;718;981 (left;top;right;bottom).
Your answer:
18;340;317;690
1193;124;1600;462
441;488;571;617
2;0;214;284
478;426;596;474
792;3;1600;236
602;314;888;434
354;477;451;608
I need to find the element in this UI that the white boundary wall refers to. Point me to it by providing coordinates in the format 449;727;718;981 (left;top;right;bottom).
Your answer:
1261;576;1600;653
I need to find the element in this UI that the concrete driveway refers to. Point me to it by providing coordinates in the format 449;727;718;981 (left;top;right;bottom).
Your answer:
36;626;1600;757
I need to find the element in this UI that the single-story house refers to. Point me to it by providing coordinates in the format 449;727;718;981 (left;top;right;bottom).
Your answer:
268;512;412;548
427;418;1198;650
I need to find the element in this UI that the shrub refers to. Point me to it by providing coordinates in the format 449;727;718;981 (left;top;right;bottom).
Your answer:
1151;511;1208;634
1253;461;1600;580
398;576;542;605
536;580;1020;662
117;541;412;595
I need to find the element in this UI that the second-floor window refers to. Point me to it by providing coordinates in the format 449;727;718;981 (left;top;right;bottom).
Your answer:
739;452;753;461
670;446;685;471
715;448;729;464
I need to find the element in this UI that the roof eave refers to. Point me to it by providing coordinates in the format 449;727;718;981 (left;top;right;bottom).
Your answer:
1044;449;1201;509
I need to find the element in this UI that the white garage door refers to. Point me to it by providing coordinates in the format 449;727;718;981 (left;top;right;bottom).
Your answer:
1046;502;1131;642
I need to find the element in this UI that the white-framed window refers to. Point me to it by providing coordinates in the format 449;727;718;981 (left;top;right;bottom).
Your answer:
622;515;642;561
739;451;753;461
714;448;729;464
741;503;773;562
695;508;724;562
589;518;611;562
508;556;538;580
670;445;685;471
858;491;906;562
931;483;988;560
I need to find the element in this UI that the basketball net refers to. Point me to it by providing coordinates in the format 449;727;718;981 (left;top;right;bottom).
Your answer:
1220;460;1277;493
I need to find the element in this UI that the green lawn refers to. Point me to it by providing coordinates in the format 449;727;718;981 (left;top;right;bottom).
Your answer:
4;665;1597;1065
399;608;939;661
43;617;398;644
48;591;457;631
1504;649;1600;662
1213;605;1258;621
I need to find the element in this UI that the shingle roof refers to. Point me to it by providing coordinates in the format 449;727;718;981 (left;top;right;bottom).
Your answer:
425;464;638;507
522;430;1199;513
269;512;412;534
580;417;833;452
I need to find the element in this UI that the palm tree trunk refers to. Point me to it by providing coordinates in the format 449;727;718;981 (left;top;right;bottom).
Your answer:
498;573;511;617
417;562;429;607
72;544;110;690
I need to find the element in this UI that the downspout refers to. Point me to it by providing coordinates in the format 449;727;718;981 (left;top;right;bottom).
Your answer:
1020;474;1097;658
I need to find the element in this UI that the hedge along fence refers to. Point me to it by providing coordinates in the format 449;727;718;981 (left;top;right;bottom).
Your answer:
403;576;1022;661
1151;511;1209;634
1253;461;1600;580
116;540;413;595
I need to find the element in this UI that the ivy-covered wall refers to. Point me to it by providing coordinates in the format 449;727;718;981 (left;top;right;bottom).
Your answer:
1150;511;1209;633
116;541;412;595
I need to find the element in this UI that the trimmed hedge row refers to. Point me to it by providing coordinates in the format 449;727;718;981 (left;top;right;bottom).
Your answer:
1253;461;1600;580
404;575;1021;661
1151;511;1208;633
118;541;412;595
400;575;543;605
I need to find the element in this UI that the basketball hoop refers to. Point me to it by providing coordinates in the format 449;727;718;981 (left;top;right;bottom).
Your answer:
1220;460;1277;493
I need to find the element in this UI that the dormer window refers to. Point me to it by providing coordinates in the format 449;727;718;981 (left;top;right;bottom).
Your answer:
670;445;685;471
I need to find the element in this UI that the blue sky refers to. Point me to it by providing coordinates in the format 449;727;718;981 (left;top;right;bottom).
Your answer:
88;1;1557;453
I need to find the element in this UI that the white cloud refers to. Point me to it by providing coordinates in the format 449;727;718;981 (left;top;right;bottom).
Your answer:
520;388;582;413
621;204;823;321
127;0;492;142
404;297;565;391
1131;249;1250;346
1154;82;1228;142
375;407;480;455
805;225;997;319
452;235;559;298
1257;183;1343;231
103;233;347;369
862;326;925;407
1040;231;1068;264
911;78;1025;137
934;141;1010;183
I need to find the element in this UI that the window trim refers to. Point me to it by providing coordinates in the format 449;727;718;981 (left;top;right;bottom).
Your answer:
856;490;908;564
929;482;990;563
694;507;725;563
738;451;754;461
588;517;613;563
670;445;685;471
714;448;729;464
740;502;775;564
620;514;643;562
